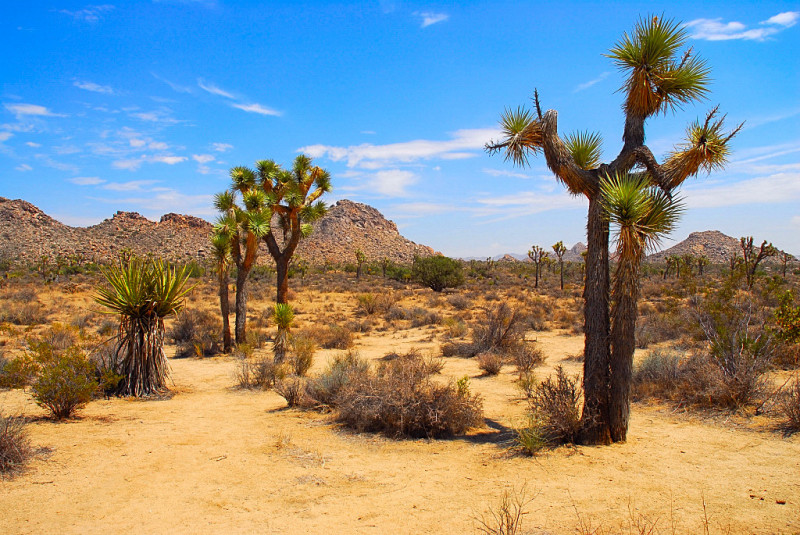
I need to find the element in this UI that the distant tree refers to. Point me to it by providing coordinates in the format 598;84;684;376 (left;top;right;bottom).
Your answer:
412;255;464;292
381;257;391;278
697;255;710;277
740;236;777;288
552;241;567;290
780;251;793;279
355;249;367;280
487;16;740;443
258;155;331;303
528;245;548;289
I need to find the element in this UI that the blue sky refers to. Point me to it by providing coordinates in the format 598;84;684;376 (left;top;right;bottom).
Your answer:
2;1;799;258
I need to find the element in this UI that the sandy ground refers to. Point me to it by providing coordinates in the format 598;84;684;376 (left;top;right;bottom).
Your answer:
2;324;799;535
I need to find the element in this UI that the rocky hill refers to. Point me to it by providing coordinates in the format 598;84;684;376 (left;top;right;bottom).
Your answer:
0;197;434;267
648;230;795;264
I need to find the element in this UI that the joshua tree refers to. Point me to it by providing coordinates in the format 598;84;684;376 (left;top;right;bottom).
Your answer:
95;257;192;397
258;155;331;303
272;303;294;363
528;245;548;289
601;173;682;441
355;248;367;279
697;255;710;277
488;16;740;443
780;251;793;279
293;256;309;284
381;257;391;278
214;172;271;344
552;241;567;290
740;236;777;288
211;229;233;352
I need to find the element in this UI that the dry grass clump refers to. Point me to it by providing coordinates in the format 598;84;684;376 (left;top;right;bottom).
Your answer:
305;350;371;406
333;351;483;438
289;334;316;376
779;376;800;434
234;348;287;390
170;308;222;358
476;486;532;535
0;413;32;477
515;366;582;454
274;375;309;407
477;352;504;376
302;324;355;350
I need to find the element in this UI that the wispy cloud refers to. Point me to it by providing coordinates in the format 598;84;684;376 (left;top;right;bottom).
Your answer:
74;80;114;94
152;73;193;94
686;11;799;41
34;154;79;173
112;154;187;170
391;202;456;216
90;190;215;216
574;72;610;93
25;141;40;147
130;109;180;124
70;176;105;186
4;103;65;118
151;155;186;165
15;164;32;172
370;170;417;197
473;191;586;221
103;180;159;192
211;142;233;152
299;128;500;169
0;132;12;142
198;79;235;99
231;102;281;116
59;5;114;23
192;154;214;164
482;168;531;179
685;171;800;208
416;11;449;28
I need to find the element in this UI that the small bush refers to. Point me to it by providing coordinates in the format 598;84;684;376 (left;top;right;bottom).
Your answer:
518;366;582;449
443;317;468;338
0;413;32;477
322;324;355;350
30;346;98;419
356;293;378;315
171;309;221;358
274;375;309;407
477;352;504;376
472;303;524;355
447;294;471;311
0;354;38;388
289;334;316;376
305;350;370;406
476;487;532;535
409;307;441;328
335;352;483;438
0;302;47;325
780;377;800;434
512;344;545;377
412;255;465;292
632;349;683;400
235;352;287;390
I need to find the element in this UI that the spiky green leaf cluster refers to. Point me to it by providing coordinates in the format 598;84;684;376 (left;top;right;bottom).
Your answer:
495;107;544;167
607;15;709;117
272;303;295;330
95;257;193;319
565;131;603;170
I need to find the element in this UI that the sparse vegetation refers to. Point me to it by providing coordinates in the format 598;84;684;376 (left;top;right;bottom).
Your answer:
412;255;464;292
0;413;32;477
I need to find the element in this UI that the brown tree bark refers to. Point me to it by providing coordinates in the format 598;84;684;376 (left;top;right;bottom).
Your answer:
609;260;639;442
218;268;232;352
234;266;250;344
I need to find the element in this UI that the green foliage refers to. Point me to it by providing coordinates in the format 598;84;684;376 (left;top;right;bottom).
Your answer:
272;303;295;363
0;354;38;389
30;346;98;419
565;131;603;170
412;255;464;292
289;334;316;376
774;291;800;344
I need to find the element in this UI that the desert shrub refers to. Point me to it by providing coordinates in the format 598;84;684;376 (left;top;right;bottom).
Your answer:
773;292;800;368
289;334;316;376
309;324;354;350
0;354;38;388
335;352;483;438
375;291;398;313
170;309;221;358
234;350;287;390
512;344;545;377
408;307;441;328
477;351;504;376
30;345;98;419
447;293;471;311
780;377;800;433
89;340;125;396
442;317;468;338
412;255;464;292
356;293;378;315
97;318;117;336
476;487;532;535
305;350;370;406
40;323;79;351
0;302;47;325
0;413;32;477
274;375;309;407
516;366;582;452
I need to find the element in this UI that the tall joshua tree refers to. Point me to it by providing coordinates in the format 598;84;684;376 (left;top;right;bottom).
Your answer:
601;174;682;441
257;155;331;304
740;236;777;288
488;15;740;443
528;245;548;289
214;170;271;344
211;228;233;352
552;241;567;290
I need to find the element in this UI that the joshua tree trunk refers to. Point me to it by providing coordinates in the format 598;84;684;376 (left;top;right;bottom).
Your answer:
559;260;564;290
609;259;638;442
218;268;232;352
276;256;290;304
579;197;612;445
234;267;250;344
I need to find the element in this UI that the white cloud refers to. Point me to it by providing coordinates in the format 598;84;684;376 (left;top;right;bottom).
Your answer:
686;12;799;41
148;141;168;150
193;154;215;164
131;111;179;124
103;180;159;192
231;103;281;116
74;80;114;94
391;202;455;216
0;132;12;142
483;168;531;179
4;103;65;118
151;155;187;165
90;190;215;216
34;154;79;173
15;164;32;172
792;215;800;226
416;12;449;28
685;172;800;208
764;11;799;27
371;170;418;197
112;154;186;170
152;73;193;94
25;141;40;147
574;72;610;93
361;130;377;135
70;176;105;186
299;128;500;169
473;190;586;221
129;138;146;148
198;79;235;99
211;142;233;152
59;5;114;23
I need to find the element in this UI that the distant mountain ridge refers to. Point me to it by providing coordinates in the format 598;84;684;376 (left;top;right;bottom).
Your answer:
0;197;434;266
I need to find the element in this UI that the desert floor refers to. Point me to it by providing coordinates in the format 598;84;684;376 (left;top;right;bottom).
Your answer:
1;280;799;534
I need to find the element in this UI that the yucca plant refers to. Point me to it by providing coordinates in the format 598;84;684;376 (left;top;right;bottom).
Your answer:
95;257;193;397
272;303;295;364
